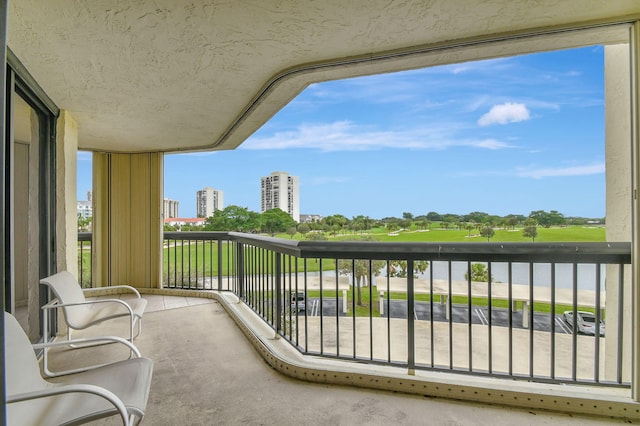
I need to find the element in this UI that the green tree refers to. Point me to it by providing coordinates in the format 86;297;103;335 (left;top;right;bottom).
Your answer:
464;263;494;282
399;219;411;230
286;226;297;238
426;211;443;221
529;210;566;228
523;225;538;242
388;260;429;278
78;216;92;231
297;223;310;237
416;219;431;230
350;215;374;234
337;258;386;306
480;226;495;241
306;232;328;241
504;215;520;229
463;211;489;224
204;205;260;232
260;208;296;236
549;210;566;226
323;214;349;231
465;222;475;237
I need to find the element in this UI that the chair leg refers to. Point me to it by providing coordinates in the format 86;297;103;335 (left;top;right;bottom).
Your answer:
134;318;142;339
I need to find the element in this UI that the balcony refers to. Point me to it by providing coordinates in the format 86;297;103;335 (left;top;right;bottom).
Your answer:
43;293;632;425
71;231;639;421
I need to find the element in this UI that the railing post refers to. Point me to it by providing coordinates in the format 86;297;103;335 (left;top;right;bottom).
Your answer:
407;259;415;375
217;238;223;291
275;252;282;334
237;242;244;301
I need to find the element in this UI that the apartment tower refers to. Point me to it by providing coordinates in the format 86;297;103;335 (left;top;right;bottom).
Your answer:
163;198;179;219
260;171;300;222
196;187;224;218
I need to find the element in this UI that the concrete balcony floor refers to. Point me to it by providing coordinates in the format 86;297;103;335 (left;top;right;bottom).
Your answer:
42;293;636;425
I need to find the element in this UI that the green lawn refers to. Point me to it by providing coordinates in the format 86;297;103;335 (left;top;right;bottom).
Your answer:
81;226;606;286
80;226;606;302
323;225;605;243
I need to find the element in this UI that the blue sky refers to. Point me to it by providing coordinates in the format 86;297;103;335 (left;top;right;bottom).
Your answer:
78;46;605;220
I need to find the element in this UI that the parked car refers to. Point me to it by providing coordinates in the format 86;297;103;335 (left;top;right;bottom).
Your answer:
290;292;306;312
563;311;605;336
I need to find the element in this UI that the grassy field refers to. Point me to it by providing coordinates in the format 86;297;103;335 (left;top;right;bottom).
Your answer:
310;225;606;243
80;225;606;284
157;225;606;288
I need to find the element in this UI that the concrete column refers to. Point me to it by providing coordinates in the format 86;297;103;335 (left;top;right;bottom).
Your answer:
379;290;384;315
93;152;163;288
521;301;529;329
629;24;640;402
55;110;78;278
604;43;633;383
342;289;348;314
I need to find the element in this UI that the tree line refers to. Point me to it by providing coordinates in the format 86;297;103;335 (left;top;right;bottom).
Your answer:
161;206;603;241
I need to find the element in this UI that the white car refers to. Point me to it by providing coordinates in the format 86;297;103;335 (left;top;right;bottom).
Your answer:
290;292;306;312
563;311;605;336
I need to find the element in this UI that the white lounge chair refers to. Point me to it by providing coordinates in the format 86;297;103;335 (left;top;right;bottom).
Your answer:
40;271;147;343
5;312;154;426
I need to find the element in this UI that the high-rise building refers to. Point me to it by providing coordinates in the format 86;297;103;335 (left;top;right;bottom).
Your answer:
260;171;299;222
163;198;179;219
77;191;92;219
196;187;224;218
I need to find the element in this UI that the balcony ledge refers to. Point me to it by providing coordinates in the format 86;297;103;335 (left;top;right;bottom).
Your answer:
131;288;639;421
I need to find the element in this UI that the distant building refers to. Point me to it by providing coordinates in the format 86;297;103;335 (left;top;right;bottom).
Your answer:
261;171;300;222
300;214;323;223
77;190;92;219
196;187;224;218
163;198;179;219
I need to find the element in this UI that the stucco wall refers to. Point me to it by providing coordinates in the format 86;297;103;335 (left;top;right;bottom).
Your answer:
604;43;632;382
56;110;78;277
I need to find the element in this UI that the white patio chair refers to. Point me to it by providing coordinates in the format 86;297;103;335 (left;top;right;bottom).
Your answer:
40;271;147;343
5;312;154;426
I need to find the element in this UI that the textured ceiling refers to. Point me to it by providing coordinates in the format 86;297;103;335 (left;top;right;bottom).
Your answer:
7;1;640;153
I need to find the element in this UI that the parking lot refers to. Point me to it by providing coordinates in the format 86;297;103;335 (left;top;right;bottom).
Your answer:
301;297;582;335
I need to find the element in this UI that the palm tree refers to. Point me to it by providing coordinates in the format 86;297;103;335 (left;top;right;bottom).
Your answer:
465;222;475;237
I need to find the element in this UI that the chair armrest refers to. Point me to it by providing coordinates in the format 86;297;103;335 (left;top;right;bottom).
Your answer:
33;335;142;357
8;384;130;426
42;298;135;316
37;335;143;378
84;285;142;298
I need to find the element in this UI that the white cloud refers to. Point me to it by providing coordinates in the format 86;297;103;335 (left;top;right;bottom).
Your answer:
474;139;513;150
478;102;531;126
242;121;515;152
516;163;605;179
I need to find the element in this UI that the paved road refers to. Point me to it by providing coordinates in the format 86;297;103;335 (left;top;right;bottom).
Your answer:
301;298;575;334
